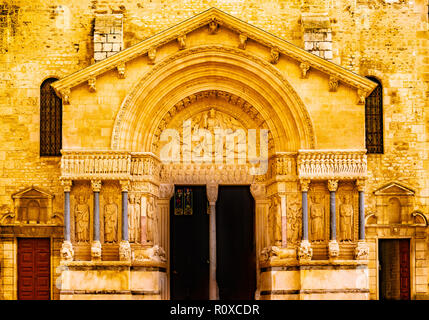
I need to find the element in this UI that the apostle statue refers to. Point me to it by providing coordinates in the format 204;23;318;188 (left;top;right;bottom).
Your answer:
128;194;140;243
75;194;90;242
340;194;353;242
104;194;118;243
310;194;324;242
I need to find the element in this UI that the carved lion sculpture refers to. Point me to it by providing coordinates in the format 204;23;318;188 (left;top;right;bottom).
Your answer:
133;245;166;263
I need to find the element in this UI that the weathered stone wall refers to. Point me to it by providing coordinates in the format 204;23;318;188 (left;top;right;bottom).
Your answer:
0;0;428;299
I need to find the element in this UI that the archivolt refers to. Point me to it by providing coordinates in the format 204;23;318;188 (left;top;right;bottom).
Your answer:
111;45;316;152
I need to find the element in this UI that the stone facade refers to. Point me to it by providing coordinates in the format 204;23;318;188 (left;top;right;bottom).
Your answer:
0;0;428;300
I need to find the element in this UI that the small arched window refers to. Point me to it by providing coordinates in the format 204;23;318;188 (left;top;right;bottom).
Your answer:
40;78;62;156
365;76;383;154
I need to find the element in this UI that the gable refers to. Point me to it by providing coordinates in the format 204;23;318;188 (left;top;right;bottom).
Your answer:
373;182;415;196
12;186;53;199
51;7;377;101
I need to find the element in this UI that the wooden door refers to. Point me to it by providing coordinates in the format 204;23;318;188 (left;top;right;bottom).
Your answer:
216;186;256;300
170;186;209;300
399;239;410;300
18;238;51;300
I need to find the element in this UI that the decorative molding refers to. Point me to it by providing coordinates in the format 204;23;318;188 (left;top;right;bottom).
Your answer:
250;183;266;200
119;180;130;192
117;62;126;79
328;76;339;92
298;240;313;260
91;180;102;192
61;240;74;261
300;62;310;79
148;47;156;65
158;184;174;199
327;179;338;192
355;241;369;260
177;34;186;50
357;89;367;105
270;47;279;64
356;179;365;192
88;76;96;92
328;240;340;258
51;8;377;101
300;179;311;192
208;19;219;34
61;179;73;192
373;182;415;196
238;33;247;49
59;88;70;104
206;184;218;204
297;150;367;180
110;45;316;151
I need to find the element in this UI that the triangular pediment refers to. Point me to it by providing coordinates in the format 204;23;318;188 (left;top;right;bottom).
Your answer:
373;182;415;196
51;7;377;98
12;186;53;199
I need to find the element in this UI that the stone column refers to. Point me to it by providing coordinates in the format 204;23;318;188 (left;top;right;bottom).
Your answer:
328;180;339;258
91;180;102;261
207;183;219;300
60;180;74;261
298;179;312;261
250;183;269;299
158;183;174;299
119;180;131;261
355;179;369;260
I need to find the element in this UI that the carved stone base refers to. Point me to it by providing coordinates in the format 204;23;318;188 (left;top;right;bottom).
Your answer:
355;241;369;260
328;240;340;259
298;240;313;261
260;246;296;263
119;240;131;261
133;245;166;263
61;240;74;262
91;240;102;261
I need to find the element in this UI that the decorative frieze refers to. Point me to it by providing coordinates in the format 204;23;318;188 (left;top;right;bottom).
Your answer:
297;150;367;180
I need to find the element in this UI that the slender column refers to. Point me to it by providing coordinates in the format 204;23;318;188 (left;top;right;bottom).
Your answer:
327;180;339;258
280;194;287;248
158;184;175;300
356;179;366;240
207;184;219;300
91;180;102;261
298;179;312;261
60;180;74;261
119;180;131;261
355;179;369;260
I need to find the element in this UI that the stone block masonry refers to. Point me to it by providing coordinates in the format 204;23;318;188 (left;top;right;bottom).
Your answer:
94;14;123;62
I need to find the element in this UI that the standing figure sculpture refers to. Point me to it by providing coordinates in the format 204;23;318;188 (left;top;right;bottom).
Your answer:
287;195;302;244
269;197;282;246
128;194;140;243
310;194;325;242
75;194;90;242
104;194;118;243
339;194;353;242
146;196;158;245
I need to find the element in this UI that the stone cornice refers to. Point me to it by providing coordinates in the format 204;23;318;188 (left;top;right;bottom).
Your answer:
50;7;377;100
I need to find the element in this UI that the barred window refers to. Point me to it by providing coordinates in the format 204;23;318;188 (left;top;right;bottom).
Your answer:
40;78;62;156
365;77;383;154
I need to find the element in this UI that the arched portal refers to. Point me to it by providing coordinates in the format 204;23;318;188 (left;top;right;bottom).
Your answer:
111;46;315;153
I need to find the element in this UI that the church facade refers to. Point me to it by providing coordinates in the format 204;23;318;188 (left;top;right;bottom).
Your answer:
0;1;428;300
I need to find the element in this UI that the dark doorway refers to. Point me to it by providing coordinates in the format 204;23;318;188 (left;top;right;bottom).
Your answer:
17;238;51;300
170;186;209;300
216;186;256;300
379;239;410;300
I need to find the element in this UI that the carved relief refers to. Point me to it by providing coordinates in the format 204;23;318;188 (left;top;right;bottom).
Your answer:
339;193;353;242
148;47;156;64
59;88;70;104
103;193;119;243
269;196;282;246
270;47;279;64
238;33;247;49
287;194;302;245
328;76;339;92
177;34;186;50
88;76;96;92
208;19;219;34
309;193;325;242
146;195;158;245
74;192;90;242
117;62;126;79
128;194;141;243
300;61;310;78
357;89;367;104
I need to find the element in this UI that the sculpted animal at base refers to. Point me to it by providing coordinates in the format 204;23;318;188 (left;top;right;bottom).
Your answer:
260;246;296;262
133;245;166;263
